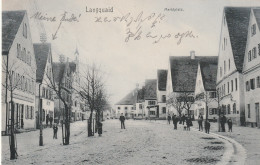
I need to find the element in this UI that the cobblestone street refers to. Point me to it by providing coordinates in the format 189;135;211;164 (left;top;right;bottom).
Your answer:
2;120;226;165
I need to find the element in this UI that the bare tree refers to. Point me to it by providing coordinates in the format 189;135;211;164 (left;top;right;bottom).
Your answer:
77;64;106;137
167;94;183;116
44;63;72;145
177;83;195;116
2;58;24;159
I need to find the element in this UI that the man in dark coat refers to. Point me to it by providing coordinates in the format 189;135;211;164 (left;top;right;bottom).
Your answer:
172;115;178;130
221;115;227;132
181;114;186;125
119;113;125;129
198;113;203;131
186;116;192;131
97;121;103;136
205;120;211;134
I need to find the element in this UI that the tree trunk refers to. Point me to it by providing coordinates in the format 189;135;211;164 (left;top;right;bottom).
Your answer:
10;100;17;159
88;110;93;137
63;104;70;145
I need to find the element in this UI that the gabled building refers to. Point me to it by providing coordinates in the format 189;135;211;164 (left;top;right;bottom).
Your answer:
53;60;72;122
166;51;218;116
33;43;54;128
2;10;37;133
242;8;260;127
194;61;218;121
143;79;157;119
114;86;138;119
156;70;167;119
216;7;251;125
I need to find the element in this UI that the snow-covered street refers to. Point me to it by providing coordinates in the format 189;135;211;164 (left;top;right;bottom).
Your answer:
2;119;226;165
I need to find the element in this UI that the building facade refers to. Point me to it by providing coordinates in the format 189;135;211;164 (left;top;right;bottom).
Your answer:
33;43;55;128
243;8;260;127
216;7;251;125
156;70;167;119
2;10;37;134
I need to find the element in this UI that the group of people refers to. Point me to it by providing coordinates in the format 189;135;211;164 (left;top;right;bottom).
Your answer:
168;114;193;131
198;114;210;134
220;115;233;132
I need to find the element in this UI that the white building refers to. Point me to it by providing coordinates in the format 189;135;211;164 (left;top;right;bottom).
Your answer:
216;7;251;125
242;8;260;127
2;10;37;133
33;43;55;128
166;51;217;117
194;62;218;121
143;79;157;119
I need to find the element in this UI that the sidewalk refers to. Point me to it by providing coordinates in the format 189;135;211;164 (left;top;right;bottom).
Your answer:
194;121;260;165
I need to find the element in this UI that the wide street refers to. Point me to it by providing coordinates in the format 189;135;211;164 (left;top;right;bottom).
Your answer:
1;119;227;165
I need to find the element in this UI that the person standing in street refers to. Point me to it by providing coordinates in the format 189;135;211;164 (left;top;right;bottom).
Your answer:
205;120;210;134
46;114;49;127
53;124;58;139
186;116;192;131
119;113;126;129
167;114;171;124
49;116;53;128
221;115;227;132
181;114;186;125
172;115;178;130
227;117;233;132
198;113;203;131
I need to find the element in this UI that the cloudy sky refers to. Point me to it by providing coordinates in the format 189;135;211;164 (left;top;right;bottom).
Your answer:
3;0;260;105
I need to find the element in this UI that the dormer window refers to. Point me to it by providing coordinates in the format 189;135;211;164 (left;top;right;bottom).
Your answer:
251;24;256;36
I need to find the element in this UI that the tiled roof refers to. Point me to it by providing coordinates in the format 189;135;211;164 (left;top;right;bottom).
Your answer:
169;56;218;92
144;79;157;100
200;61;218;91
33;43;51;83
2;10;26;54
224;7;251;72
52;62;66;83
115;90;138;105
137;87;145;103
253;8;260;30
157;70;168;91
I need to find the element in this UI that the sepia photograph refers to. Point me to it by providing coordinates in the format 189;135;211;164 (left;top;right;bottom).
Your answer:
1;0;260;164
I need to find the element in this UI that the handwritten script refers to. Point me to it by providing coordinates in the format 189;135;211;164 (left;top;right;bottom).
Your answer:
94;11;198;44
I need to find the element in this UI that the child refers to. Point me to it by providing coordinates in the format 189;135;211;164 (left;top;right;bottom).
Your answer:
53;124;58;139
227;118;233;132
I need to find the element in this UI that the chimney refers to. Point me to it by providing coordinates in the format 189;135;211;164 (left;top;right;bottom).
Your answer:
190;50;195;59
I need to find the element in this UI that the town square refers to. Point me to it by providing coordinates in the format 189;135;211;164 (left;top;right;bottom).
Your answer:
1;0;260;164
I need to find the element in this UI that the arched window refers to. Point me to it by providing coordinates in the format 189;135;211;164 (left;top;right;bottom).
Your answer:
23;23;27;38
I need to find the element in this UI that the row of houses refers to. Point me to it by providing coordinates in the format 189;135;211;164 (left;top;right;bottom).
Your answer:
115;7;260;128
1;10;87;134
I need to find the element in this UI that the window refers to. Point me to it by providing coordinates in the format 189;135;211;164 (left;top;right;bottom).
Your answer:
227;104;230;114
148;101;156;105
250;78;255;90
257;76;260;88
23;23;27;38
209;92;216;98
251;24;256;36
224;38;226;50
150;111;155;115
235;78;238;91
139;104;142;109
162;95;166;103
42;87;45;97
125;107;128;110
224;61;226;74
231;80;233;92
220;67;222;77
162;107;166;114
248;50;252;62
233;103;236;114
228;59;230;70
246;81;250;91
228;82;230;93
224;84;226;95
17;44;21;58
248;104;251;118
28;51;31;65
252;47;257;59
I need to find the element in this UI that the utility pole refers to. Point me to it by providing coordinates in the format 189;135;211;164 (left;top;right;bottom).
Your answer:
39;97;43;146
